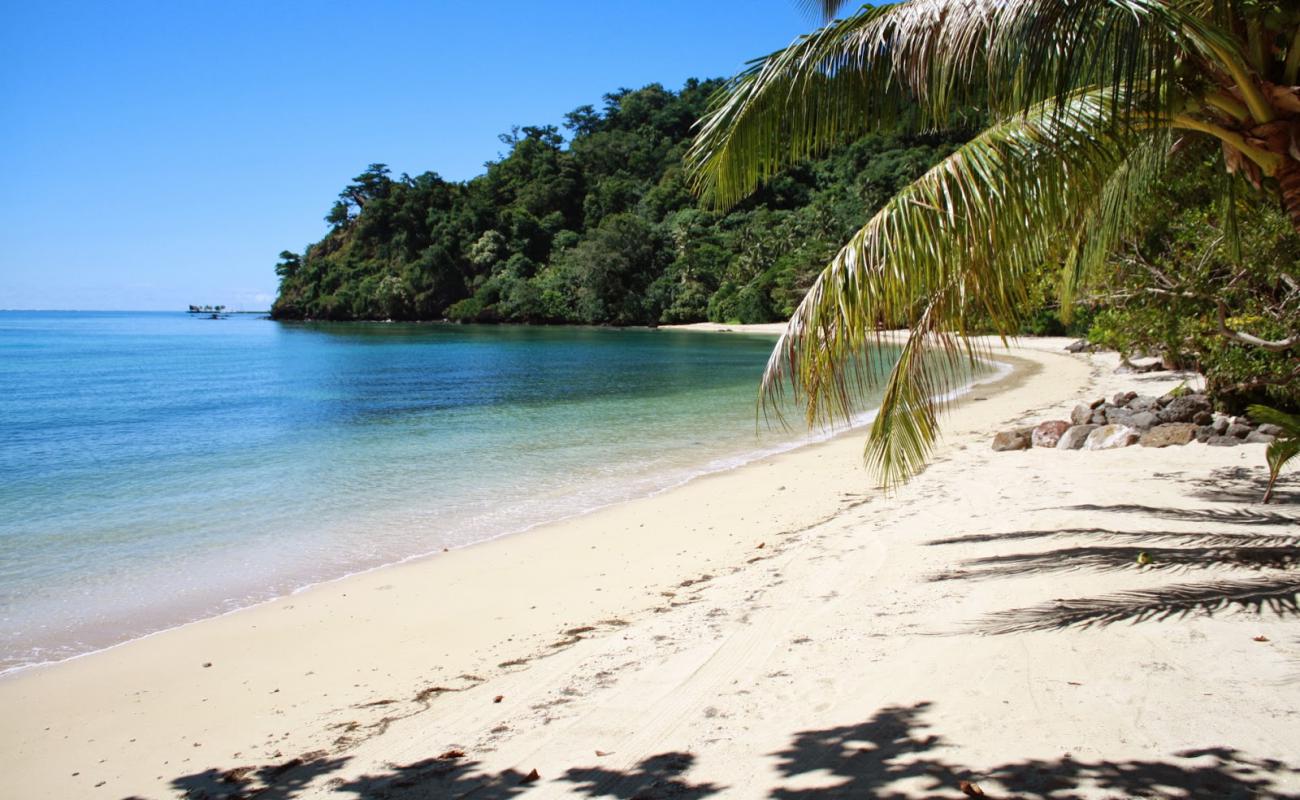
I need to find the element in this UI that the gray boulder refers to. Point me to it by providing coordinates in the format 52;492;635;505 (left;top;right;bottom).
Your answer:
1158;394;1212;424
1070;403;1094;426
1258;423;1283;437
1127;411;1159;431
1126;395;1159;412
1112;391;1138;406
1106;407;1134;426
1212;415;1230;435
1140;423;1198;448
1192;410;1213;426
1206;435;1243;447
1195;425;1214;443
1032;420;1072;448
1084;425;1141;450
1057;425;1097;450
1246;431;1277;444
1227;423;1253;439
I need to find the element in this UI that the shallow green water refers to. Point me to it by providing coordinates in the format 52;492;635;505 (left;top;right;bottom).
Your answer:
1;312;919;671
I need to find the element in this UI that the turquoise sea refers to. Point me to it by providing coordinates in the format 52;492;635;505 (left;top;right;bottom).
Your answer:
0;312;920;673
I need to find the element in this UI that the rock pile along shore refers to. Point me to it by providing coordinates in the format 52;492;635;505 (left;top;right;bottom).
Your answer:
992;390;1282;452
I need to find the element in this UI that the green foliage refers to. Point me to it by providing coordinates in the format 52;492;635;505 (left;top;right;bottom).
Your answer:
1247;405;1300;504
1084;154;1300;411
271;80;967;326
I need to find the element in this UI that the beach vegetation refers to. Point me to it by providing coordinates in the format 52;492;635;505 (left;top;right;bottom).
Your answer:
1247;404;1300;504
687;0;1300;486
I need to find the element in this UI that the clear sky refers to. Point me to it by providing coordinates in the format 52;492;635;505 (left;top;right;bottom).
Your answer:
0;1;816;311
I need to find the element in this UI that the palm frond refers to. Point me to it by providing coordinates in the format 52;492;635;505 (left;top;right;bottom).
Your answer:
760;89;1150;486
1059;131;1172;317
1247;404;1300;503
688;0;1223;210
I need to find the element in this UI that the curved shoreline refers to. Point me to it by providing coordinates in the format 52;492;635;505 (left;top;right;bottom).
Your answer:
0;336;1054;799
22;337;1297;800
0;330;1005;679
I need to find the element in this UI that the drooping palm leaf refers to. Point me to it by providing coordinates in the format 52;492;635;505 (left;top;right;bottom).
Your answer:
758;89;1154;485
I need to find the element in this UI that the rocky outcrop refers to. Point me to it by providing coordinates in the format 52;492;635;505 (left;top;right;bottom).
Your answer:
992;388;1279;454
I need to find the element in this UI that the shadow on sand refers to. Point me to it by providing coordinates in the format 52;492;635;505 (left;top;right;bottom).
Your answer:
158;702;1300;799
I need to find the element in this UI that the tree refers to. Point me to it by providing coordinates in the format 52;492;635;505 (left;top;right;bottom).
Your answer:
687;0;1300;487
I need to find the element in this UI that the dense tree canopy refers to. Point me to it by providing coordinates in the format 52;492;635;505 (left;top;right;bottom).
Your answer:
270;79;971;325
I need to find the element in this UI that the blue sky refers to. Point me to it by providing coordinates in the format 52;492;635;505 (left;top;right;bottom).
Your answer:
0;1;815;310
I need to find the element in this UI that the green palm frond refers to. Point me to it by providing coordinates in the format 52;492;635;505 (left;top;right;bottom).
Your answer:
1059;131;1172;317
687;0;1228;210
1247;404;1300;504
759;89;1152;486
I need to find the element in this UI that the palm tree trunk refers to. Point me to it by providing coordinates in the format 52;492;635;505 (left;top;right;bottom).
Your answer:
1277;157;1300;233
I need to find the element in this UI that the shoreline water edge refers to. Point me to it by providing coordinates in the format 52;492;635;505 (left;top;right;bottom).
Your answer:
0;323;1002;678
3;332;1296;799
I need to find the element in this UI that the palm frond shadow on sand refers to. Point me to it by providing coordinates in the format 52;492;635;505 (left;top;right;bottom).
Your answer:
932;545;1300;582
977;575;1300;634
769;702;1300;800
1061;503;1299;527
157;703;1300;799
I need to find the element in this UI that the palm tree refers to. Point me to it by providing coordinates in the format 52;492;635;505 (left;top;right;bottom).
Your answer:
687;0;1300;487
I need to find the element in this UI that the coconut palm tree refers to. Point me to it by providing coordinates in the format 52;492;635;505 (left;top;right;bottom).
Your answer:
687;0;1300;487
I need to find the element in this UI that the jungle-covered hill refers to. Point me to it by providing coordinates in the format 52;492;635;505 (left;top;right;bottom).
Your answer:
269;79;971;325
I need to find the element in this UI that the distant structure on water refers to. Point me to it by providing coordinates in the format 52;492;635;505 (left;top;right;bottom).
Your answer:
187;304;227;319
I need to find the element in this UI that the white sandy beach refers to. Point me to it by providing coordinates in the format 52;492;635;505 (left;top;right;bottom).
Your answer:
1;335;1297;799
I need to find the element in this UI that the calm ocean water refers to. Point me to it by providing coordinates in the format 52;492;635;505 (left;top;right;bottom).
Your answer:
0;311;911;672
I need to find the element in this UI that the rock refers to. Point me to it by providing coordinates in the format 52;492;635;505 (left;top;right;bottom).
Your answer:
1090;410;1108;425
1126;395;1159;412
1195;425;1214;443
1140;423;1198;448
1114;361;1162;374
1070;403;1094;426
1258;423;1283;437
1112;391;1138;406
1246;431;1277;444
1227;423;1253;439
1089;397;1107;409
1105;407;1134;426
1057;425;1097;450
1127;411;1159;431
1158;393;1212;424
992;429;1032;451
1084;425;1141;450
1032;420;1072;448
1192;410;1213;425
1064;339;1090;353
1206;435;1243;447
1156;394;1173;407
1212;415;1230;435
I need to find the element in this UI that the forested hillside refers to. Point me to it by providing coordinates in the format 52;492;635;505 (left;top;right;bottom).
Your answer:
270;79;971;324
